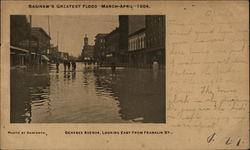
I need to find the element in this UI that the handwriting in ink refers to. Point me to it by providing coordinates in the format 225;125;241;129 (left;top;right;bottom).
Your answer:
207;132;216;143
207;133;242;146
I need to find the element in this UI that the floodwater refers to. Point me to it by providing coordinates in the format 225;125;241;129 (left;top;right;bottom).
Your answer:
11;63;165;123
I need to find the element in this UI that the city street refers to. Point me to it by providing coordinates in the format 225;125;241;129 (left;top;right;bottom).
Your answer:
11;63;165;123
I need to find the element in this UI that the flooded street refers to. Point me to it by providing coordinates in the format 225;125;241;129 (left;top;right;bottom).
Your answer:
11;63;165;123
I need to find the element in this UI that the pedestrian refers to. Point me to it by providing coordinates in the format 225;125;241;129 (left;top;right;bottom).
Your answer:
111;61;116;74
56;61;59;70
67;60;71;71
63;60;67;71
72;61;76;71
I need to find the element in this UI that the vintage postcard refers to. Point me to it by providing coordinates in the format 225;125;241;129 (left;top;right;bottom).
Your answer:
1;0;249;149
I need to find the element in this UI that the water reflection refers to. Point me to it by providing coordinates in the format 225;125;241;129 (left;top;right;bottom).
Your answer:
93;68;166;123
11;65;50;123
11;63;165;123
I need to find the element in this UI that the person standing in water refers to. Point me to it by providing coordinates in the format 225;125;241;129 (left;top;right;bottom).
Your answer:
72;61;76;71
67;60;71;71
63;60;67;71
56;61;60;70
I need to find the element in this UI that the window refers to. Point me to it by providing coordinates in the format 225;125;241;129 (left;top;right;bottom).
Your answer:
142;37;145;48
136;38;138;49
131;40;133;51
132;40;135;50
158;17;161;24
138;38;141;49
129;40;131;50
141;37;143;48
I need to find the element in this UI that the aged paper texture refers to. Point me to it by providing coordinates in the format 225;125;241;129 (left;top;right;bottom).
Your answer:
1;0;249;149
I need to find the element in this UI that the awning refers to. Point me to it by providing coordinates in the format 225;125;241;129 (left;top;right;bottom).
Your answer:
10;46;29;53
41;55;49;61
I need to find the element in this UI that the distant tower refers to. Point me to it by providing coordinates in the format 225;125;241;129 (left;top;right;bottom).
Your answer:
84;34;88;47
82;34;88;60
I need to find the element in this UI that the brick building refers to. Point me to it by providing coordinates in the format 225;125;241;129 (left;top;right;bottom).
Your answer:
10;15;31;66
118;15;129;66
127;15;146;67
94;33;108;64
145;15;166;67
104;28;120;65
93;15;166;68
31;27;51;55
29;27;51;64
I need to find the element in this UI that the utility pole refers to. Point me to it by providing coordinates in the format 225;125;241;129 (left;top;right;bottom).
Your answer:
48;16;51;56
29;15;32;65
57;31;59;47
48;15;51;36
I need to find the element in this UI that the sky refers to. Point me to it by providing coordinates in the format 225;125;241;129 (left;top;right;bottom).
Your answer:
32;16;119;57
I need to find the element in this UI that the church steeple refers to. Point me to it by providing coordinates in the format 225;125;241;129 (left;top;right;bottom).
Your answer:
84;34;88;47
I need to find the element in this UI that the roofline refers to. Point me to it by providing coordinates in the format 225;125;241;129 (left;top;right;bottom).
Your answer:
32;27;51;40
105;28;120;38
95;33;108;38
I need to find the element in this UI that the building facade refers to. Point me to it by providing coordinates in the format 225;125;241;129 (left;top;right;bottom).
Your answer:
127;15;146;67
118;15;129;66
29;27;51;64
10;15;31;49
31;27;51;55
94;33;107;64
145;15;166;67
48;44;59;62
10;15;31;66
104;28;120;65
128;28;146;67
92;15;166;68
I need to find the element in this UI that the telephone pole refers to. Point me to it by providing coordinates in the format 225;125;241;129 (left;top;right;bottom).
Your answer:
48;16;51;36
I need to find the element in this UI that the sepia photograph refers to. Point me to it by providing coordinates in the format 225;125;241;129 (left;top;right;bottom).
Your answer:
1;1;249;149
10;15;166;123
